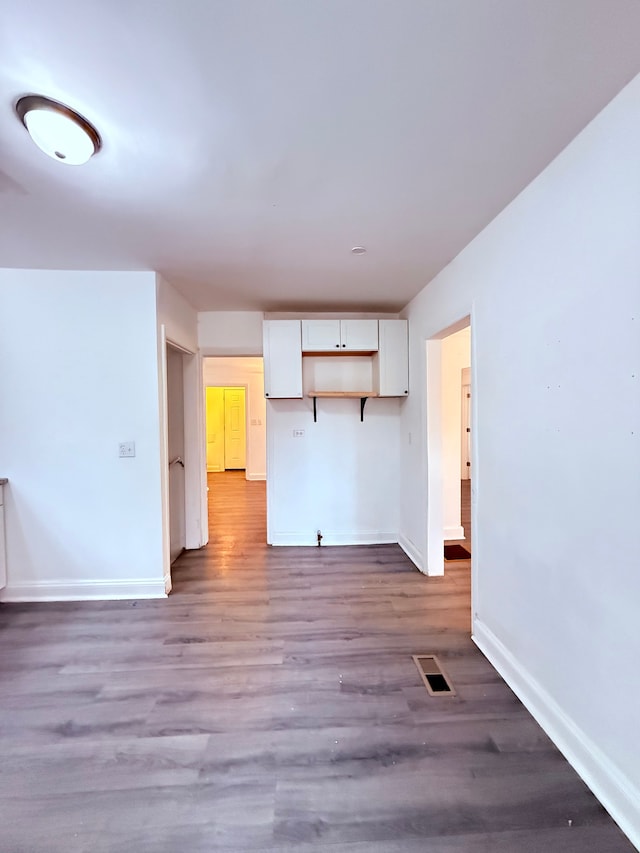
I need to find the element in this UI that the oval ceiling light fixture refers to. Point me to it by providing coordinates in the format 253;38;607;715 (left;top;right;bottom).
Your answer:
15;95;101;165
351;246;367;255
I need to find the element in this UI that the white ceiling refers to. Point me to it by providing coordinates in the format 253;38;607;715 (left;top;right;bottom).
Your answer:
2;1;640;312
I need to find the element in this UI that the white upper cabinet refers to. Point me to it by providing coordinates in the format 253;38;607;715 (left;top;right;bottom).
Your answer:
264;317;408;403
339;319;379;351
301;319;379;352
263;320;302;398
301;319;341;351
374;320;409;397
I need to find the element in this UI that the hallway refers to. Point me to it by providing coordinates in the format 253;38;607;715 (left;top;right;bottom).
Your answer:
0;473;632;851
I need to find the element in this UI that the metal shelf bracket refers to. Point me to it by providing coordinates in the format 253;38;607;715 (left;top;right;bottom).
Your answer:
310;394;369;422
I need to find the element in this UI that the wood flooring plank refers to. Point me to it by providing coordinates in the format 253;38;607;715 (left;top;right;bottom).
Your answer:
0;471;633;852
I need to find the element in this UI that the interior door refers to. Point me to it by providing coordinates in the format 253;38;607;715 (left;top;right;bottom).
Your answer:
224;387;246;469
206;387;225;472
167;346;186;563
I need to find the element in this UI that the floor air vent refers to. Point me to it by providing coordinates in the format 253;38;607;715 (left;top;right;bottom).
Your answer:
412;655;456;696
444;544;471;560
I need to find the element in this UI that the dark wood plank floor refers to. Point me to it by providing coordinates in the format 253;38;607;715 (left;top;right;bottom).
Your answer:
447;479;472;555
0;471;632;852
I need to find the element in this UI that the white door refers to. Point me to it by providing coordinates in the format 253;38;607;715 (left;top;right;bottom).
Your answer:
301;319;341;351
374;319;409;397
224;387;246;469
205;387;225;472
340;319;379;351
263;320;303;398
167;346;186;563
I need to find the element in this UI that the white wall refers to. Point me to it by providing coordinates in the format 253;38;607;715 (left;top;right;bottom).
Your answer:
203;357;266;480
0;270;165;599
442;326;470;539
267;351;401;545
157;274;199;353
400;76;640;846
198;310;264;355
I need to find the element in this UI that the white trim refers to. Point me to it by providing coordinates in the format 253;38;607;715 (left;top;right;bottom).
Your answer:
424;338;444;576
469;305;480;629
266;401;275;543
183;351;208;549
164;338;193;356
473;619;640;851
158;324;171;585
398;533;424;572
0;579;168;602
246;472;266;481
270;532;398;547
444;525;465;540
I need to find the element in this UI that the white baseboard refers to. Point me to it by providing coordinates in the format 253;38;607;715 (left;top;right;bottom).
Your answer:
398;533;424;572
0;578;168;602
473;619;640;850
444;525;465;540
246;472;266;481
269;531;397;547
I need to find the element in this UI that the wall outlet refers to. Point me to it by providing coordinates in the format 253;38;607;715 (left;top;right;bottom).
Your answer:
119;441;135;458
293;429;305;438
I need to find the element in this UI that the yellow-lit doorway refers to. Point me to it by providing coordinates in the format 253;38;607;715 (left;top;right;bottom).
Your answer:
206;387;247;472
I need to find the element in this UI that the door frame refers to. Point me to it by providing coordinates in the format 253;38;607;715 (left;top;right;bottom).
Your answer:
159;326;208;594
423;312;477;596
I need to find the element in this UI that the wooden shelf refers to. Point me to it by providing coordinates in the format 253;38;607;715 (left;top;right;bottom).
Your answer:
307;391;378;421
302;351;376;358
307;391;378;398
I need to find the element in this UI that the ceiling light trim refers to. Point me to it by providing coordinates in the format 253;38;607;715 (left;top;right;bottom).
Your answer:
15;94;102;164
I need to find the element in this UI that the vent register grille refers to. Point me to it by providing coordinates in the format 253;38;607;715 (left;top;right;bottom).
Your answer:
412;655;456;696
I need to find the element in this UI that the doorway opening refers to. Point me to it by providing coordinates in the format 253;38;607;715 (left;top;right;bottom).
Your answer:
203;357;267;541
424;317;473;581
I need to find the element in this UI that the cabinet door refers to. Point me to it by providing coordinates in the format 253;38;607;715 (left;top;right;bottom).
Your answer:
376;320;408;397
301;319;341;351
340;319;379;351
263;321;302;398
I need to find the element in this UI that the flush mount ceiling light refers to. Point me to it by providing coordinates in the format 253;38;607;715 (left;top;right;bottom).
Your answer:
351;246;367;255
15;95;101;165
